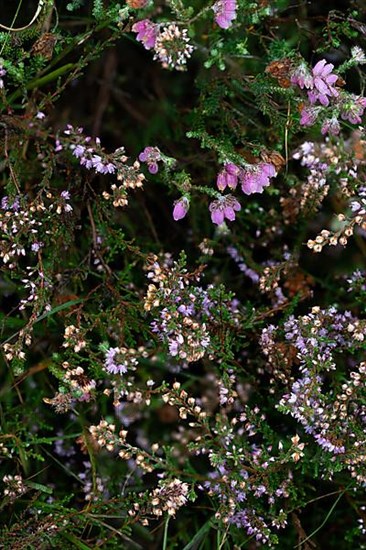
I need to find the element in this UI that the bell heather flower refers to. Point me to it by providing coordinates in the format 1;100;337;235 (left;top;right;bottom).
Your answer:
321;116;340;136
138;146;162;174
300;105;319;127
209;195;241;225
173;197;189;221
340;94;366;124
217;163;240;191
213;0;237;29
132;19;159;50
240;163;276;195
308;59;338;106
290;61;313;89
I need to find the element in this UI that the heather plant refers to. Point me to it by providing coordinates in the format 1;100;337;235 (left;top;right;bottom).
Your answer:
1;0;366;548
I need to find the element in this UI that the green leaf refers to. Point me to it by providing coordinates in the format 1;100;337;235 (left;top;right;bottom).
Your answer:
182;519;213;550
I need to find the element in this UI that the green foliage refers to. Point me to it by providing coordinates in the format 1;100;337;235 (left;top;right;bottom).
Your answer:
0;0;366;548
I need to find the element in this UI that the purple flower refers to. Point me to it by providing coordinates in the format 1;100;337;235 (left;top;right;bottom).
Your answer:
104;347;128;375
290;62;313;89
139;146;161;174
72;145;86;158
173;197;189;221
213;0;237;29
307;59;338;106
132;19;159;50
91;155;116;174
300;106;319;127
321;116;340;135
209;194;241;225
55;139;63;152
0;64;6;88
217;163;240;191
240;163;276;195
31;242;43;252
340;94;366;124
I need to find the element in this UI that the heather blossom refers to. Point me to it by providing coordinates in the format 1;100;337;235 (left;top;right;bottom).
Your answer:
104;347;128;375
216;163;240;191
340;94;366;124
132;19;159;50
212;0;237;29
309;59;338;106
299;105;320;127
291;59;339;106
173;197;189;221
91;155;116;174
0;63;6;89
240;163;276;195
138;146;162;174
153;24;194;71
290;61;313;89
321;116;340;136
351;46;366;65
209;194;241;225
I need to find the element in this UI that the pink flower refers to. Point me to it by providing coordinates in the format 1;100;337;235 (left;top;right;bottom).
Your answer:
321;117;340;136
209;195;241;225
139;146;161;173
308;59;338;106
173;197;189;221
340;94;366;124
213;0;237;29
240;163;276;195
300;106;319;127
217;163;240;191
290;62;313;89
132;19;159;50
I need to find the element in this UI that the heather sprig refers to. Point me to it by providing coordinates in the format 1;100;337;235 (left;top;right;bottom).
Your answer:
2;1;366;548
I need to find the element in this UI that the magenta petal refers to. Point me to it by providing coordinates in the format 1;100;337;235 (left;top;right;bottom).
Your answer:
226;174;238;189
312;59;327;76
224;207;235;221
225;163;240;175
173;198;189;221
211;209;225;225
217;172;227;191
320;62;334;77
314;77;329;95
148;163;158;174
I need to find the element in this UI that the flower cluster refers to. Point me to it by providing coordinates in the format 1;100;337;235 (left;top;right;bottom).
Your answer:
3;474;26;500
207;160;277;226
58;125;145;207
209;194;241;225
138;146;162;174
307;211;366;253
147;478;189;517
291;58;366;133
89;420;128;453
104;346;139;375
212;0;237;29
144;254;239;362
217;161;277;195
133;21;194;71
262;306;366;481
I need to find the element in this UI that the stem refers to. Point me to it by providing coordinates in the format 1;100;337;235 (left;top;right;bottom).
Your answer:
6;63;75;104
162;516;170;550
